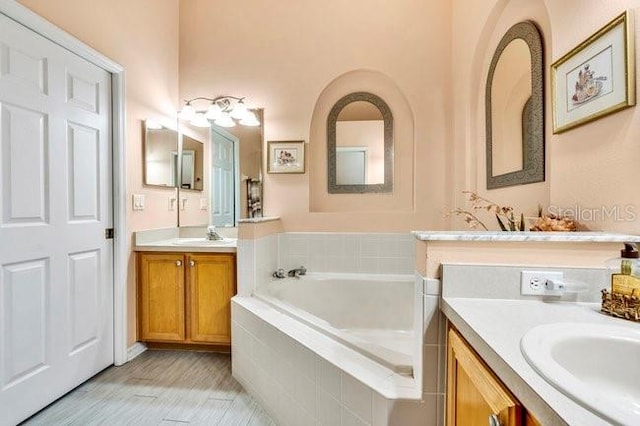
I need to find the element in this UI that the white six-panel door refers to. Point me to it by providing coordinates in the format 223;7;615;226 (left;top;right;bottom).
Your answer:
0;12;113;426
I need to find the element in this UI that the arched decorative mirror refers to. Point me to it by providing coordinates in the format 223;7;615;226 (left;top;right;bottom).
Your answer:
486;21;544;189
327;92;393;193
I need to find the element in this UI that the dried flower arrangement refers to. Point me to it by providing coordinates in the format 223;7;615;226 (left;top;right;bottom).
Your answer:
452;192;579;232
451;191;525;231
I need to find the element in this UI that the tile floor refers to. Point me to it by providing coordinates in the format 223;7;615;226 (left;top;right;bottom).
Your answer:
21;350;275;426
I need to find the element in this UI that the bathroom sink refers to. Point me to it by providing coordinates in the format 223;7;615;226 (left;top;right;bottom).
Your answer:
171;238;236;246
521;322;640;425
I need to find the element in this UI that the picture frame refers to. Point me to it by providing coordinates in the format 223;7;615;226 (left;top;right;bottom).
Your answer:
267;140;305;174
551;11;635;134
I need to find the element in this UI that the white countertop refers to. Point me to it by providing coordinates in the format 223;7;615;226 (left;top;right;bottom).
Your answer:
134;238;237;253
133;227;238;253
238;216;280;224
442;297;638;425
413;231;640;242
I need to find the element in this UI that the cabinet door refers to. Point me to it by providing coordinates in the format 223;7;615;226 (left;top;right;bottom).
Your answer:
187;254;236;344
447;327;522;426
138;253;186;342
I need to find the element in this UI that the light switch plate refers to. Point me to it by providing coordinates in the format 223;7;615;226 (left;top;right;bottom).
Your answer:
168;197;177;211
132;194;145;211
200;198;208;210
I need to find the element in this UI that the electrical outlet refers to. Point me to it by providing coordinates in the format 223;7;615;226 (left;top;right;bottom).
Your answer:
521;270;565;296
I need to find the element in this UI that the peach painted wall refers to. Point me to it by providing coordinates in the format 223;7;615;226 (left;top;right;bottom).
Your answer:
179;0;452;232
546;1;640;233
452;0;640;234
18;0;181;345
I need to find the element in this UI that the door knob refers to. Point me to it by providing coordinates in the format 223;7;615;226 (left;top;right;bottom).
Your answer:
175;260;182;267
189;260;195;267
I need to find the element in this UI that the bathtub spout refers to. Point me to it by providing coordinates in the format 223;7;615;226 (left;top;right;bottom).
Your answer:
287;266;307;278
272;268;286;279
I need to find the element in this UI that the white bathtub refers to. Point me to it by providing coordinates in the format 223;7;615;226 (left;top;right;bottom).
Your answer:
254;272;415;375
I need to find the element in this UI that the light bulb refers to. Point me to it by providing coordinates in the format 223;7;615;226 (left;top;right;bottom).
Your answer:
239;111;260;126
205;102;222;120
178;103;195;120
230;100;248;120
214;112;236;128
190;113;211;128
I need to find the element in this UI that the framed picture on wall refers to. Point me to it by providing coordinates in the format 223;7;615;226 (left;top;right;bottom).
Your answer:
267;140;305;174
551;10;635;134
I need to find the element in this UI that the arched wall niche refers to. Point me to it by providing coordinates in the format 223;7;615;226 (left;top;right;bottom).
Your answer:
309;69;415;213
451;0;552;229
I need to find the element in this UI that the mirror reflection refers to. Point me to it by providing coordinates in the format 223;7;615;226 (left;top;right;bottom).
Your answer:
491;39;530;176
143;120;178;188
336;101;385;185
177;109;263;227
486;21;544;189
180;134;204;191
328;92;393;193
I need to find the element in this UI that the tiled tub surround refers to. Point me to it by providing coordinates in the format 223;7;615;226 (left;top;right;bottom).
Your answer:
441;264;628;425
279;233;416;275
237;232;416;297
234;231;443;426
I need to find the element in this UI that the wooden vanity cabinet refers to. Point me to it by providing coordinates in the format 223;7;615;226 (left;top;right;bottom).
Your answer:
447;327;541;426
138;252;236;347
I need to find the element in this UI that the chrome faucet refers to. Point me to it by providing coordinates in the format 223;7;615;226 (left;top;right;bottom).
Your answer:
272;268;286;279
288;266;307;278
206;225;223;241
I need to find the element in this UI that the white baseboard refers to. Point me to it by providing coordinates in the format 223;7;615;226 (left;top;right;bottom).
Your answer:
126;342;147;362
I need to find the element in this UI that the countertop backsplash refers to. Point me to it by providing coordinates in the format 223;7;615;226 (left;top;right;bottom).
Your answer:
441;263;607;303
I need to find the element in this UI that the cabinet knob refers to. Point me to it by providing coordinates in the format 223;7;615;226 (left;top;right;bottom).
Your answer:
189;260;195;267
175;260;182;267
489;414;501;426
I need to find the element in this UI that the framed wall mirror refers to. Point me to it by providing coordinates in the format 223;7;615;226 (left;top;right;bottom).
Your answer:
143;120;179;188
486;21;544;189
327;92;393;193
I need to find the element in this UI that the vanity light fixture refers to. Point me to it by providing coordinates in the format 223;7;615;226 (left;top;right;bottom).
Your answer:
178;96;260;128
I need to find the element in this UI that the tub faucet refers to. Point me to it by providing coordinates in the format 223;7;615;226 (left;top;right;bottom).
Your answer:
206;225;223;241
288;266;307;278
272;268;286;279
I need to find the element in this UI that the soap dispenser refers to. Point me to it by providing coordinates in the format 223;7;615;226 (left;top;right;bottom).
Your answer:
608;243;640;296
